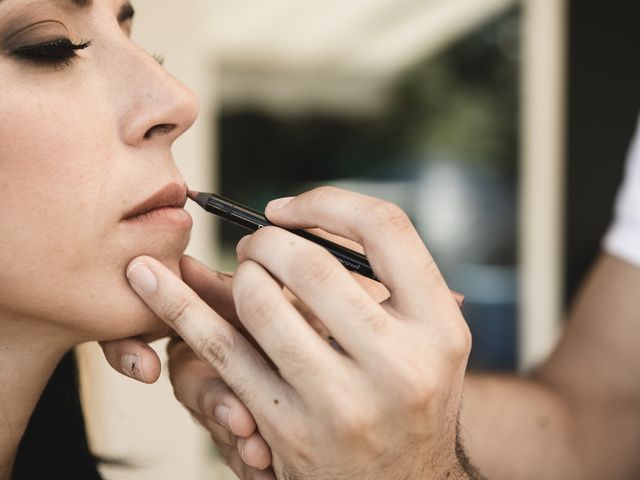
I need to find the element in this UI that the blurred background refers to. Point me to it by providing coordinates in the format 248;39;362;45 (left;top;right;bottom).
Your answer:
79;0;640;478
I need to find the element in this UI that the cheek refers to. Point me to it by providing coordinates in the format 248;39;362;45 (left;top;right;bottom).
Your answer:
0;189;189;341
0;82;188;341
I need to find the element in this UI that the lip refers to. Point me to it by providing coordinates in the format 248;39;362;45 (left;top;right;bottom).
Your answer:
122;182;191;227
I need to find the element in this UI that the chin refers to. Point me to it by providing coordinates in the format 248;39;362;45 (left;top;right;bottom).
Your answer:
76;252;184;343
95;299;168;342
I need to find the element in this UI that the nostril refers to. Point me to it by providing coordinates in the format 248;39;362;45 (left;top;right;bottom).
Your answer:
144;123;176;139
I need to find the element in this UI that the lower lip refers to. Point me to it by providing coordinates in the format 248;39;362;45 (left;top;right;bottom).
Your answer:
122;207;193;228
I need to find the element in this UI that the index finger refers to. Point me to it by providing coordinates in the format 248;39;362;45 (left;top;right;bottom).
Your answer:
125;255;293;421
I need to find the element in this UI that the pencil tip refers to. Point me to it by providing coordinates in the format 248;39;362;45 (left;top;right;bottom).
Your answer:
186;190;210;208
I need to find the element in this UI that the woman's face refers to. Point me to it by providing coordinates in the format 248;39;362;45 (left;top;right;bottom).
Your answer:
0;0;199;342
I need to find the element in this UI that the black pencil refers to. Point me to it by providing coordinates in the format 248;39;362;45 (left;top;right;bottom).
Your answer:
188;191;377;280
187;190;465;307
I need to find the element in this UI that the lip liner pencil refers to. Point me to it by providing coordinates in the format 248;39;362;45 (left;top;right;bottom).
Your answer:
187;191;464;307
188;190;376;278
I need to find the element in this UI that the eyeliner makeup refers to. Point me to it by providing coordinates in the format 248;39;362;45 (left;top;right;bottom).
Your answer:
188;191;377;280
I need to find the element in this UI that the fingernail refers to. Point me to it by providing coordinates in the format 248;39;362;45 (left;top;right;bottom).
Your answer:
127;262;158;295
121;353;145;382
214;405;232;431
265;196;294;213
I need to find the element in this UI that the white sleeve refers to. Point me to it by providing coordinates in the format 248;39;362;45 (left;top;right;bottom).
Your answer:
603;117;640;267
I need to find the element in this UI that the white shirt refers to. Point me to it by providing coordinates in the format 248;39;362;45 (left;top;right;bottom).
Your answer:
604;117;640;267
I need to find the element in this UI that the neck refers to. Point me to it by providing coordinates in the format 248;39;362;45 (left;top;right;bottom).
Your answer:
0;316;72;480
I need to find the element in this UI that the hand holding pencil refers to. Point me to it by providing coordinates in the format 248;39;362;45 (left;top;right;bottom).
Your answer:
187;189;465;308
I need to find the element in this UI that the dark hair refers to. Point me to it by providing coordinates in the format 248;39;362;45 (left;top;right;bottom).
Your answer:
12;350;103;480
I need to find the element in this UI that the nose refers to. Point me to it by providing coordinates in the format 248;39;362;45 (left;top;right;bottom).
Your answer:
117;45;199;147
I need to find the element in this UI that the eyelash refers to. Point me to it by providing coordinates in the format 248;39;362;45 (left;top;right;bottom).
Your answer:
11;38;164;70
12;38;92;67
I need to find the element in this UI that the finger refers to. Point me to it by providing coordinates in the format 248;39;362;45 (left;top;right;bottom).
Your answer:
237;433;273;470
307;227;462;309
194;408;273;472
304;227;365;254
168;338;257;438
199;414;273;471
180;255;239;325
180;257;271;358
126;255;294;425
218;443;276;480
190;408;235;447
300;229;465;307
237;229;391;357
232;259;344;388
192;406;273;472
99;337;161;383
301;228;392;303
265;187;452;316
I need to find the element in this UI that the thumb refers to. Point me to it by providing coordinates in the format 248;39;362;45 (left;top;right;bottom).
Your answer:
100;337;162;383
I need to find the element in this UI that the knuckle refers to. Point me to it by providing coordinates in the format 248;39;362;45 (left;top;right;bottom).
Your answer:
444;320;473;362
237;285;280;329
199;327;237;372
349;295;387;332
294;248;335;285
333;407;383;455
196;380;220;417
287;432;314;466
338;410;371;436
309;185;341;204
397;374;436;412
387;361;437;411
270;419;313;465
276;338;317;378
365;200;412;233
162;294;193;329
250;225;279;247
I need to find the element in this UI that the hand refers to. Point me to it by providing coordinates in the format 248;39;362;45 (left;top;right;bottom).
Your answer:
125;187;475;480
100;256;273;476
166;237;392;480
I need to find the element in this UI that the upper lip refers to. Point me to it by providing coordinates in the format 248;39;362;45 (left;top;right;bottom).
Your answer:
123;182;188;220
